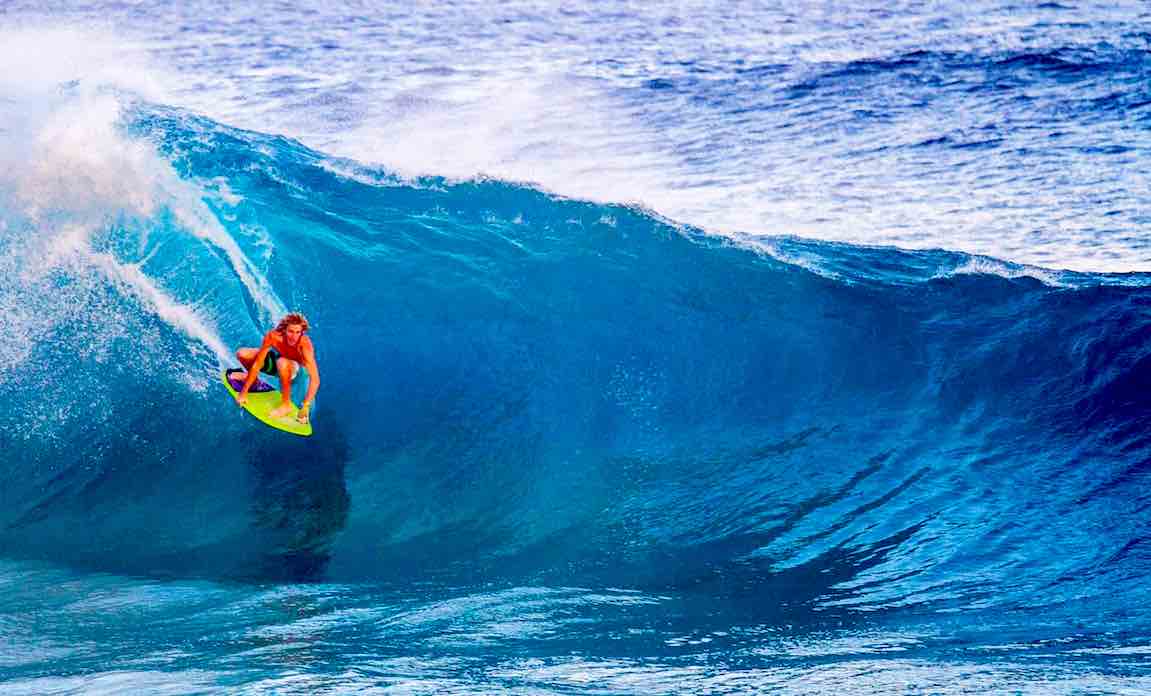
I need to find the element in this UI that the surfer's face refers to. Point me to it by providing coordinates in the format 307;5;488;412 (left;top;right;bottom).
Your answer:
284;323;305;345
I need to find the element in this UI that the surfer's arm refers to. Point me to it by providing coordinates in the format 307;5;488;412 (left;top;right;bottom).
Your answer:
301;342;319;404
297;343;320;421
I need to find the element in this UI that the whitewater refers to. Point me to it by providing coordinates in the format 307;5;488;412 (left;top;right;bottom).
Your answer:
2;1;1151;693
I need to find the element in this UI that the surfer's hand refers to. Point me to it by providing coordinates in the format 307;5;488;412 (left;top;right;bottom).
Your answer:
236;392;248;407
297;401;311;424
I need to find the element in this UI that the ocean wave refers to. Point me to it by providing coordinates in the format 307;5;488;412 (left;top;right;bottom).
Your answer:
1;106;1149;625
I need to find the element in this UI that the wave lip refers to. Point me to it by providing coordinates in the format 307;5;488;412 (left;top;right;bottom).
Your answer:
5;5;1151;271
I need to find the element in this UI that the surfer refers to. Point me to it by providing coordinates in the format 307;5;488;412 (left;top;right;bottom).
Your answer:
232;312;320;424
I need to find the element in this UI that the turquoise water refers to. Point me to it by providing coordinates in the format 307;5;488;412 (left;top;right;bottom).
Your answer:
2;1;1151;692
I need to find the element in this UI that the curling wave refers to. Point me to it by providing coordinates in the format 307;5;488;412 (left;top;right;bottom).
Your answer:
2;100;1149;627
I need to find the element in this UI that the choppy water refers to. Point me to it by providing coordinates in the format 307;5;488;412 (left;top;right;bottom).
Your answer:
3;1;1151;693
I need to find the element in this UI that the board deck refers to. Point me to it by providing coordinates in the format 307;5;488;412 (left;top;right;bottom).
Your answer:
222;369;313;437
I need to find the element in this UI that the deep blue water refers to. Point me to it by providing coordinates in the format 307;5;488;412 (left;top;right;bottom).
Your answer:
3;1;1151;693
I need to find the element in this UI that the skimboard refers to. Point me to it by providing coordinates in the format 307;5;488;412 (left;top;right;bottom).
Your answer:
222;369;313;437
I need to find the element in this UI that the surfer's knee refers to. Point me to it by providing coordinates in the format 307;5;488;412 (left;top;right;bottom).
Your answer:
276;357;294;380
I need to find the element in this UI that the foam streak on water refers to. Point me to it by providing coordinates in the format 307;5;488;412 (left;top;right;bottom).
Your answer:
0;80;284;378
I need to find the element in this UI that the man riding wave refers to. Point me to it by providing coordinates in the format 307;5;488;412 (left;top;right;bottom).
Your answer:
232;312;320;424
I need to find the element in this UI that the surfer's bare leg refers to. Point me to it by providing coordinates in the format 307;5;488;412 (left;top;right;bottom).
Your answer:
268;357;298;418
233;347;258;380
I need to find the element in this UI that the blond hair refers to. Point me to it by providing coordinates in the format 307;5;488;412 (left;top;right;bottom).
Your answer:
275;312;310;334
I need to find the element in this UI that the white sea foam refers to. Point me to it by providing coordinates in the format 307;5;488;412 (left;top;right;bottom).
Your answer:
0;25;166;103
936;257;1073;288
4;12;1151;284
0;31;285;382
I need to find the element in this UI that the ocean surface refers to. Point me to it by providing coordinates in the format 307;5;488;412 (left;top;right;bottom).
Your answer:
3;1;1151;693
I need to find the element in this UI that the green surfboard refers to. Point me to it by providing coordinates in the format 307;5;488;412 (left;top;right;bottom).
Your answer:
222;369;313;437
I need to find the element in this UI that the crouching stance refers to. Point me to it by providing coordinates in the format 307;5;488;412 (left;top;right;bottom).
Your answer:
233;312;320;424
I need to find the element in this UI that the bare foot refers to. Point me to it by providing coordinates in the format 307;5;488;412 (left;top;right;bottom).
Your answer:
268;403;295;419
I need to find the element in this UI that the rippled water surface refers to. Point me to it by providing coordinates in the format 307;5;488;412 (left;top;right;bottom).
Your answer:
3;1;1151;693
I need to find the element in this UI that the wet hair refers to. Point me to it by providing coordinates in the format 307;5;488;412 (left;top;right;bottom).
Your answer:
275;312;310;334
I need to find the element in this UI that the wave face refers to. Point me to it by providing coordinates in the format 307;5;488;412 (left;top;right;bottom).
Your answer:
6;106;1151;691
3;104;1151;621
